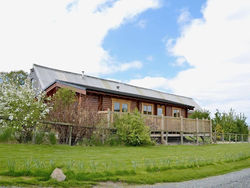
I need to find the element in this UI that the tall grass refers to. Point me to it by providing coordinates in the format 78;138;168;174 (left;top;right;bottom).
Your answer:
1;151;249;181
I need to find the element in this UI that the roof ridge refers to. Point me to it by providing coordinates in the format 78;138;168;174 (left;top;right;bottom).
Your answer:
33;64;82;76
33;64;193;100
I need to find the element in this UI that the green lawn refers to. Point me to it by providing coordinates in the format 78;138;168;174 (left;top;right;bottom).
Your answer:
0;143;250;187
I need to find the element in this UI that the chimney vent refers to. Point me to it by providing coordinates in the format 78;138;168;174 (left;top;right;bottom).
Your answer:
116;86;120;90
81;71;85;78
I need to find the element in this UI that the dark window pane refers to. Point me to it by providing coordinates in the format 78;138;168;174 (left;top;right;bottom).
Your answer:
114;102;120;112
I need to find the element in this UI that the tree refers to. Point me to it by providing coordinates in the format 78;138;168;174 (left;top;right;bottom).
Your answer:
0;74;50;142
189;109;211;120
213;109;248;134
0;70;28;86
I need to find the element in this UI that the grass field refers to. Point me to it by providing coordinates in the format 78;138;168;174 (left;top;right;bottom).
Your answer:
0;143;250;187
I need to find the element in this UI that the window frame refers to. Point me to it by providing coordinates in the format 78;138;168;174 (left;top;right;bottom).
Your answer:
172;107;181;117
157;105;165;116
112;98;131;113
142;103;154;115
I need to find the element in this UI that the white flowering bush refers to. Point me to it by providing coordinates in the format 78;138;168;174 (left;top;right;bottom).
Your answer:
0;75;50;142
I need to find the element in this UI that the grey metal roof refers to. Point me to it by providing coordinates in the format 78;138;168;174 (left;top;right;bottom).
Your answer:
31;64;201;110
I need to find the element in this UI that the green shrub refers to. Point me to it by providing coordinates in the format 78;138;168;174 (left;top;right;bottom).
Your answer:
113;110;152;146
48;132;57;145
34;132;45;144
0;128;13;142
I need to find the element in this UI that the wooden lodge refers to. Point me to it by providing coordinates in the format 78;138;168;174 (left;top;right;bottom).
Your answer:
30;64;211;144
30;64;201;118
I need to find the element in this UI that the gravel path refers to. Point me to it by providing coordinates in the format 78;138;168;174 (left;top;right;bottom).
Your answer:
136;168;250;188
95;168;250;188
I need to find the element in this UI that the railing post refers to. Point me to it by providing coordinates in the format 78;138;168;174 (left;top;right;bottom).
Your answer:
214;129;217;144
229;134;231;142
69;126;72;146
222;132;224;143
241;134;243;142
165;116;168;145
196;118;199;145
180;116;183;145
202;118;205;144
161;114;164;144
209;119;212;144
235;134;237;143
107;108;111;128
248;134;250;143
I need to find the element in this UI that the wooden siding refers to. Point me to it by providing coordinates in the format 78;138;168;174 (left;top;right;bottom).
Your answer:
46;84;189;118
166;106;172;116
131;100;138;111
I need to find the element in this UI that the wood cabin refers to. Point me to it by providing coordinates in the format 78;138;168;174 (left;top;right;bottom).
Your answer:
30;64;201;118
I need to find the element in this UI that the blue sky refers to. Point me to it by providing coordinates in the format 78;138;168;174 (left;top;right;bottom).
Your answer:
103;0;205;83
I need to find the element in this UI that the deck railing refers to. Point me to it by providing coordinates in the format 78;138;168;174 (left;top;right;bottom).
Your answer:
98;109;212;133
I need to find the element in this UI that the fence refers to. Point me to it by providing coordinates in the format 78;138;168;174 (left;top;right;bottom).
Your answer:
100;109;213;144
0;114;249;145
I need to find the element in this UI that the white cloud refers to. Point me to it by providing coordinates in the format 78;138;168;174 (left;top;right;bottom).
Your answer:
114;61;142;72
173;57;186;66
136;19;147;28
128;76;169;90
177;8;191;24
129;0;250;123
0;0;160;75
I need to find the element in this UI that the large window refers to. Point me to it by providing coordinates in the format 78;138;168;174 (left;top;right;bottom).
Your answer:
143;103;153;115
112;99;130;112
157;108;163;115
114;102;120;112
122;103;128;112
157;105;165;116
172;108;181;117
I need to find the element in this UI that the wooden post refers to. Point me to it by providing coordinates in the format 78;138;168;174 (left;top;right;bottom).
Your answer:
196;118;199;145
209;119;212;144
107;108;111;128
165;116;168;145
214;129;217;144
202;118;205;144
222;132;224;142
248;134;250;143
241;134;243;142
161;114;164;144
180;116;183;145
165;131;168;145
235;134;237;142
69;126;72;146
229;134;231;142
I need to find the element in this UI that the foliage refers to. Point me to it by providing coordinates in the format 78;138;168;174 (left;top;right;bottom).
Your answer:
113;110;152;146
33;131;57;145
0;74;50;142
0;70;28;86
189;109;211;119
48;132;57;145
48;88;105;145
213;109;248;134
52;88;76;108
0;128;14;142
34;132;45;144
